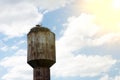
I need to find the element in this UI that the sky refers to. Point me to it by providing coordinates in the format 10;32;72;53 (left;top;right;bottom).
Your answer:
0;0;120;80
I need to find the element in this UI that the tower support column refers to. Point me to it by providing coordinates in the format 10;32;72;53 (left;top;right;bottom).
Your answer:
34;67;50;80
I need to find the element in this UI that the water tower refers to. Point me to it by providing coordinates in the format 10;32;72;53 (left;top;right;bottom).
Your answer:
27;25;56;80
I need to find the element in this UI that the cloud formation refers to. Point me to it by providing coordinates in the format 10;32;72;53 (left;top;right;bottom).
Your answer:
0;0;74;37
0;2;42;37
100;75;120;80
0;49;32;80
51;14;117;77
0;0;120;79
0;13;118;79
75;0;120;34
1;8;120;80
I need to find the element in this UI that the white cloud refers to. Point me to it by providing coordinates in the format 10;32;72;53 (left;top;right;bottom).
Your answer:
27;0;75;13
52;54;116;77
51;13;117;77
100;75;110;80
0;0;74;37
59;13;120;56
0;2;43;37
0;49;32;80
0;0;120;79
0;40;8;52
1;46;8;52
0;12;119;79
17;40;26;45
100;75;120;80
0;0;74;13
114;75;120;80
11;46;18;50
75;0;120;33
93;33;120;46
60;13;99;51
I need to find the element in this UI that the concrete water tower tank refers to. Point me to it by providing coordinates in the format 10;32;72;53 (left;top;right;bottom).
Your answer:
27;25;56;80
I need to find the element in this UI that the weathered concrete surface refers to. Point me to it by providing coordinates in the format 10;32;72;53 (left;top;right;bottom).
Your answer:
27;25;56;80
34;67;50;80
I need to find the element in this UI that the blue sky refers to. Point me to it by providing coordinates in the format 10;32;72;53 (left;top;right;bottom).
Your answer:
0;0;120;80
